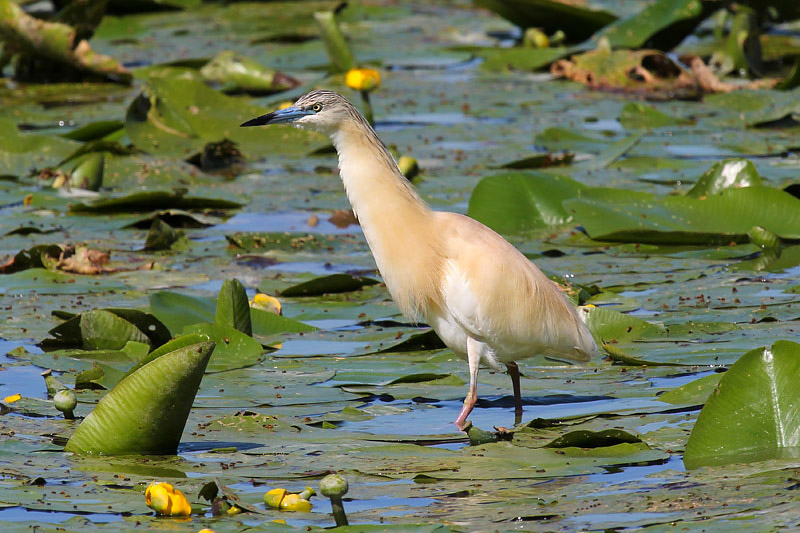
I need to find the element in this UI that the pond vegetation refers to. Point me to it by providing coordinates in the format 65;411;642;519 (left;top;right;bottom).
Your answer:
1;0;799;530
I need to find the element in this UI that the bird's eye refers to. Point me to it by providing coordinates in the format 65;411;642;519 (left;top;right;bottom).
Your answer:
311;103;322;112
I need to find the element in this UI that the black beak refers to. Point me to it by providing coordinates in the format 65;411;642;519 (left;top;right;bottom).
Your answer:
240;106;312;127
240;112;276;128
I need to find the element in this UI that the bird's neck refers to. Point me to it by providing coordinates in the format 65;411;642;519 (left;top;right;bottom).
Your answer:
331;121;443;320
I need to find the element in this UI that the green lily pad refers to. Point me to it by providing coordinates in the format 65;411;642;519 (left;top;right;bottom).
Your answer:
461;46;570;72
496;152;574;170
618;102;692;130
279;273;381;297
183;322;264;373
0;268;128;295
0;118;80;177
583;306;666;344
467;172;584;234
150;289;315;339
686;158;762;198
593;0;713;51
544;428;644;448
473;0;617;41
125;74;325;157
45;308;171;350
657;372;724;405
566;186;800;244
59;120;125;142
251;308;317;337
69;190;244;214
149;291;216;335
684;341;800;468
378;329;445;353
65;339;215;455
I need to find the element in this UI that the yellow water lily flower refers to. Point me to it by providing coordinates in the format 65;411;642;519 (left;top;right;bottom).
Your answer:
145;482;192;516
251;293;282;315
3;393;20;404
226;505;243;516
280;493;312;512
264;486;314;512
345;67;381;92
264;488;286;509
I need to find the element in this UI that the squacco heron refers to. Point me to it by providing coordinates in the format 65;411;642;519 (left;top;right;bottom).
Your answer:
242;90;597;430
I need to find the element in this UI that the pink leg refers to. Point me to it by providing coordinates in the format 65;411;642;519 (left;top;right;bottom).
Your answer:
506;361;523;424
454;338;480;431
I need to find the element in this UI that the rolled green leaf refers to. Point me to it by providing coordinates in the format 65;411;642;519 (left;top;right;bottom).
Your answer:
65;340;214;455
687;158;761;198
747;226;780;250
216;278;252;336
684;340;800;468
313;11;356;74
144;218;181;251
68;152;103;191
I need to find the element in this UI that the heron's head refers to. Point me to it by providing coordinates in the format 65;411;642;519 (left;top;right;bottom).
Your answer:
240;90;356;136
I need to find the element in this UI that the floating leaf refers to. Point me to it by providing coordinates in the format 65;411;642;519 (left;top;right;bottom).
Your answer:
583;306;665;344
65;340;215;455
593;0;713;51
124;209;222;229
473;0;617;42
59;120;125;142
0;268;128;295
75;364;126;390
226;232;325;252
150;290;315;340
602;343;685;367
378;330;446;353
69;190;244;214
618;102;692;130
459;46;569;72
565;186;800;244
183;322;264;373
149;291;216;335
686;158;762;198
126;74;324;157
684;341;800;468
496;152;574;170
280;273;380;297
657;372;724;405
251;308;317;337
467;172;584;234
544;429;643;448
45;308;170;350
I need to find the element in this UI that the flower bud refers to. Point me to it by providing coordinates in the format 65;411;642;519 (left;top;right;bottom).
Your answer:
251;293;282;315
319;474;348;498
54;389;77;419
345;68;381;92
264;487;313;512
